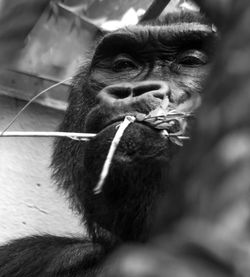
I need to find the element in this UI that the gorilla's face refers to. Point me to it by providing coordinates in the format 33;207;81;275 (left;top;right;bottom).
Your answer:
52;13;217;241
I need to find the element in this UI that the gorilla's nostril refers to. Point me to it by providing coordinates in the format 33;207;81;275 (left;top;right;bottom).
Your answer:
133;83;161;97
109;85;132;99
132;81;169;99
97;84;133;104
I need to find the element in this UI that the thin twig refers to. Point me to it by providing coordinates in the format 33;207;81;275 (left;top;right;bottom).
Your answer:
139;0;171;23
168;135;190;139
0;131;96;141
0;77;72;136
93;116;136;194
0;131;189;141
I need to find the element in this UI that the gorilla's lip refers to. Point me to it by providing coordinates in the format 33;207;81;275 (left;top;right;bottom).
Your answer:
101;117;124;130
86;110;162;135
99;113;161;135
100;114;136;132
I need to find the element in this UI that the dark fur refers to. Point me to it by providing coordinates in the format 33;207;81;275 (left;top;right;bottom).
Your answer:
0;11;217;276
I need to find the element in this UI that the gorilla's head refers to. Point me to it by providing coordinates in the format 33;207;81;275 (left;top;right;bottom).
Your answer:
52;12;216;242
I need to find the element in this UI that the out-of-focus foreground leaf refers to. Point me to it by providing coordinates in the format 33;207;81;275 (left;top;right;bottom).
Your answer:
0;0;50;66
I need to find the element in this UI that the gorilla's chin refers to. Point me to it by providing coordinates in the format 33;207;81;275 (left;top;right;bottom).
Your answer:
82;123;175;241
105;121;169;151
84;122;172;179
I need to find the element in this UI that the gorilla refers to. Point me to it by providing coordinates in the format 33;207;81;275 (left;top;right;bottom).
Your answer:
0;8;217;277
98;1;250;277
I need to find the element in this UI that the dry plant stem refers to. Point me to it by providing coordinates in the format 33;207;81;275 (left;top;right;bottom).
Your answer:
0;77;72;136
0;131;189;141
93;116;136;195
0;132;96;141
167;135;190;139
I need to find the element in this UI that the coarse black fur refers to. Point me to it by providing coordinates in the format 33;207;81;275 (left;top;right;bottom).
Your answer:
0;11;217;276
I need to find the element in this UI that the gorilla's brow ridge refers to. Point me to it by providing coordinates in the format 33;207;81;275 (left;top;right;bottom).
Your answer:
92;24;216;63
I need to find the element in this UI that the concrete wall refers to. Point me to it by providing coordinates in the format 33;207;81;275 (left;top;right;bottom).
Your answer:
0;95;84;244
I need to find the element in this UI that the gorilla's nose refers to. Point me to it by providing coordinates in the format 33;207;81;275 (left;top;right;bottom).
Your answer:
97;81;170;105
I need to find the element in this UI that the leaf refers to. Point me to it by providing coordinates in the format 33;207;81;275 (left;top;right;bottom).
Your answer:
136;113;147;122
169;136;184;147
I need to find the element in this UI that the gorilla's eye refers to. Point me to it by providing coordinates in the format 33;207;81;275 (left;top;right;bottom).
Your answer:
112;55;138;72
177;50;208;67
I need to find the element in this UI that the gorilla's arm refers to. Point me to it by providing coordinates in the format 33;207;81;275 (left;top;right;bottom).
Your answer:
0;235;105;277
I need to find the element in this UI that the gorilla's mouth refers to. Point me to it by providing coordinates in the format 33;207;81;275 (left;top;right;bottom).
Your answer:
100;116;159;135
85;109;155;135
97;115;190;149
96;116;171;149
89;119;172;160
85;105;192;146
100;116;128;132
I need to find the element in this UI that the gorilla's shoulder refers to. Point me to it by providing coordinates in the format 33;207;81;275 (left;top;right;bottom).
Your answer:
0;235;106;277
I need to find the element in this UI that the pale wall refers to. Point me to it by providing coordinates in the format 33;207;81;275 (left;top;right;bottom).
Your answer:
0;95;84;244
